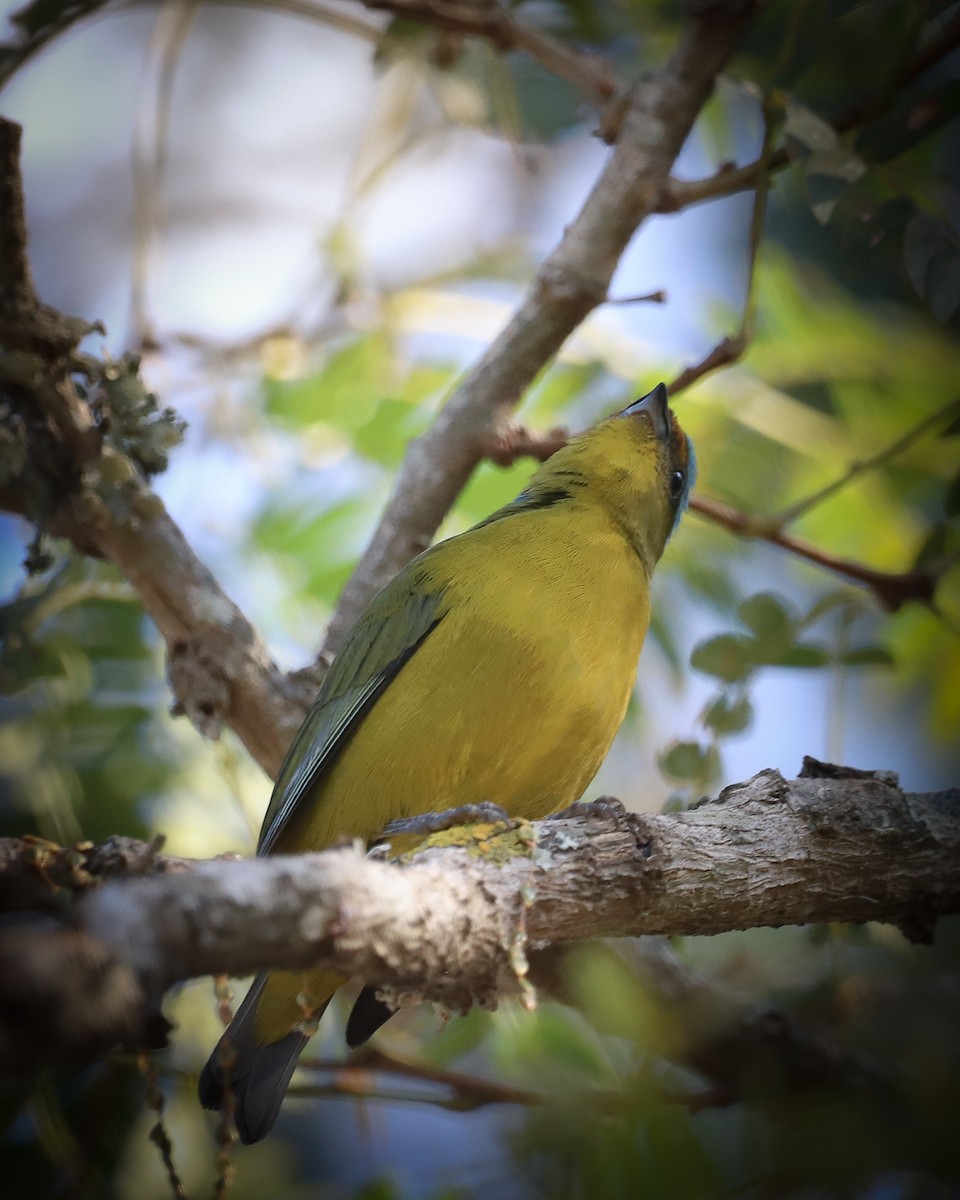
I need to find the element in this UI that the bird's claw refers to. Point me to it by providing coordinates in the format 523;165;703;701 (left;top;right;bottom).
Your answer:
382;801;516;838
549;794;629;822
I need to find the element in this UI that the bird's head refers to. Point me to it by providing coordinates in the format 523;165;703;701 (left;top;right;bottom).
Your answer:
529;383;695;572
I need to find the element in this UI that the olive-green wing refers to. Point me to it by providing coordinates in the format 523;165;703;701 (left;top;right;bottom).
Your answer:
257;573;447;856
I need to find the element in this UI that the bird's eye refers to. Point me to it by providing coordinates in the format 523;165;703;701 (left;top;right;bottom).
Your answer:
669;470;685;502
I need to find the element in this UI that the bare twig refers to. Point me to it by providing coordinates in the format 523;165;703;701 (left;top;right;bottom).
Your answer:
479;422;568;467
667;91;777;395
321;0;761;656
667;334;746;397
295;1044;724;1113
297;1046;543;1111
357;0;620;108
689;494;937;612
130;0;201;350
606;289;668;306
772;395;960;528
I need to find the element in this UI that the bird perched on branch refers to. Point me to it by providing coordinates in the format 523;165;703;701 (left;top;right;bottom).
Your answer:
199;382;694;1142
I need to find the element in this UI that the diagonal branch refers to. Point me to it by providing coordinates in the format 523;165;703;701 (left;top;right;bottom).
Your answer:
320;0;761;655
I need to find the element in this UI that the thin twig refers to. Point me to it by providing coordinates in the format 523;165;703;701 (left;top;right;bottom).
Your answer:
479;422;568;467
139;1052;188;1200
298;1046;542;1111
130;0;201;350
606;289;668;305
319;0;762;657
667;334;745;397
667;92;777;396
772;395;960;528
0;118;35;304
295;1045;723;1114
358;0;620;107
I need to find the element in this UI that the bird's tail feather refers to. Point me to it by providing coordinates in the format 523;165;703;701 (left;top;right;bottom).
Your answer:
345;984;396;1048
198;974;325;1145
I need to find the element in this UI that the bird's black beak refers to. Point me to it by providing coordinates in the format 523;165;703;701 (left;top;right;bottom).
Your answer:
621;383;670;442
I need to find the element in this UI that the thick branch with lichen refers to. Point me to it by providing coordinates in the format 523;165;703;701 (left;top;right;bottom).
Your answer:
0;765;957;1072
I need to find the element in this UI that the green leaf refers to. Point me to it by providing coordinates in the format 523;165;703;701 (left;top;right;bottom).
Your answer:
775;643;831;668
353;399;428;468
856;80;960;164
840;645;895;667
913;523;948;569
927;248;960;323
903;215;960;321
658;740;718;784
421;1007;492;1068
354;1181;400;1200
739;592;795;642
802;590;859;627
690;633;756;683
702;693;754;735
264;333;393;430
738;592;798;660
945;471;960;519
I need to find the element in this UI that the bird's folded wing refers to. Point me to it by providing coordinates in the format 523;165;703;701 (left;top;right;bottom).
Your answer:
257;579;446;856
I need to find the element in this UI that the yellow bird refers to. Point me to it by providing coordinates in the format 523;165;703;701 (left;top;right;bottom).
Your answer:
199;382;694;1141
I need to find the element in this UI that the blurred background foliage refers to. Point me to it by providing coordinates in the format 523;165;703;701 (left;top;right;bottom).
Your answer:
1;0;959;1196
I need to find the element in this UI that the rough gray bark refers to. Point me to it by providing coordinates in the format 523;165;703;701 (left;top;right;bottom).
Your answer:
1;768;956;1072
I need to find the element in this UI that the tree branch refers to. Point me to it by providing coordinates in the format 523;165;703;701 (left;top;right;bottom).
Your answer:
359;0;620;108
657;6;960;215
320;0;761;656
1;766;956;1071
0;114;309;776
689;494;938;612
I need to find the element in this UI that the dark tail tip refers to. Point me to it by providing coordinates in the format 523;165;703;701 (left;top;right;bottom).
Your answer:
345;985;396;1049
198;975;313;1144
200;1028;309;1144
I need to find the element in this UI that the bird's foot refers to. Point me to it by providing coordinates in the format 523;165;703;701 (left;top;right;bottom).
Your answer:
382;801;515;838
549;794;629;823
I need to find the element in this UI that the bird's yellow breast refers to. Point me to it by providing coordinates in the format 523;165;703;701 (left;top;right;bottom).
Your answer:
274;502;649;854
